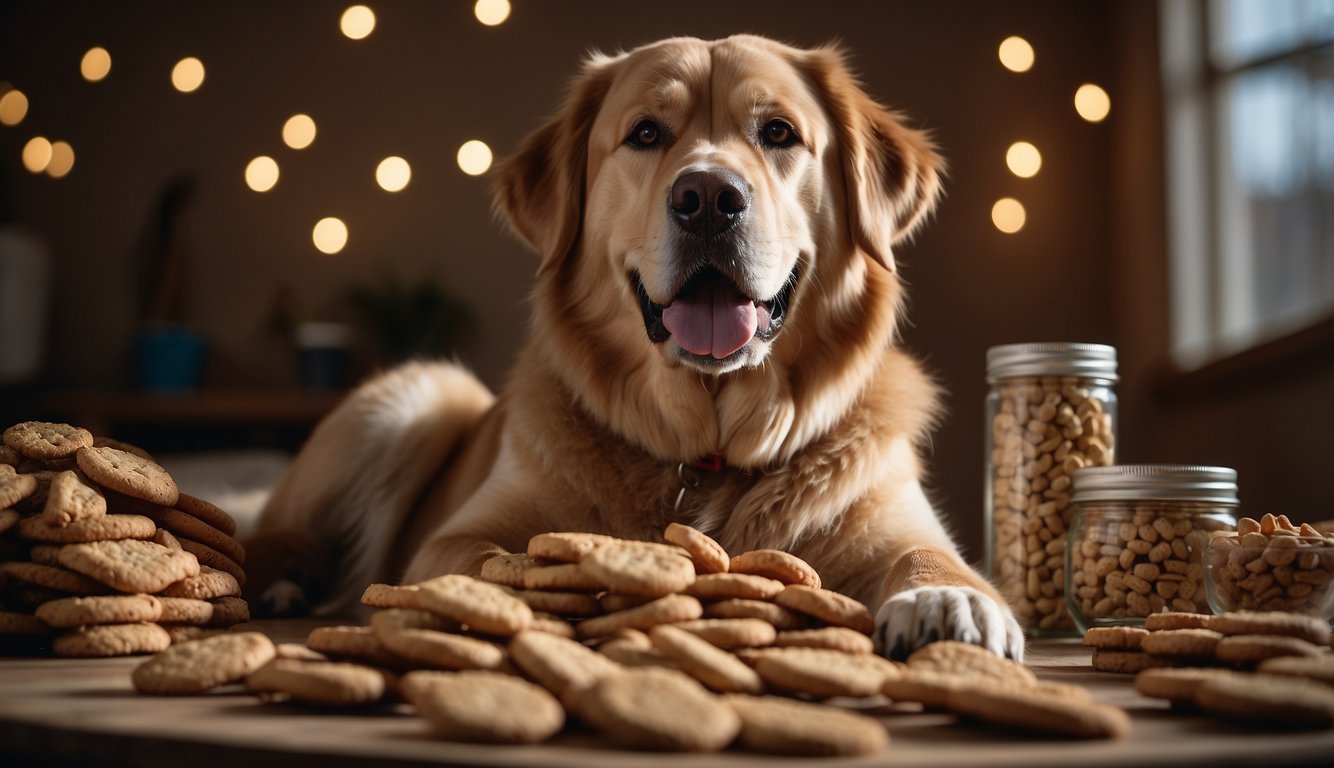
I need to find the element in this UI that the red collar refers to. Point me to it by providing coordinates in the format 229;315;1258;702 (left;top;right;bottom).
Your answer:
691;454;726;473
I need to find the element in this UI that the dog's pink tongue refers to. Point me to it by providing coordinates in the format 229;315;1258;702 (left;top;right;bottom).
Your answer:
662;282;758;359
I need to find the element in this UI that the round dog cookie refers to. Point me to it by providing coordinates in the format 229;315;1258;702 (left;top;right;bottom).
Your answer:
1140;628;1224;659
306;626;403;667
177;538;246;587
375;626;504;672
141;506;246;565
882;667;972;708
161;566;241;600
510;588;602;618
0;464;38;508
18;512;156;544
0;561;111;594
59;538;200;593
4;421;93;461
1134;667;1239;705
1144;611;1214;631
946;681;1132;739
246;659;389;707
522;562;606;593
36;594;163;628
508;628;622;700
361;582;423;609
725;694;890;756
53;622;172;657
208;596;250;627
773;585;874;634
672;618;778;649
0;444;18;466
1;609;52;637
684;572;785;601
26;543;65;566
413;574;533;636
774;626;875;654
174;492;237;537
156;597;214;625
730;549;821;588
1194;673;1334;728
404;670;565;744
908;641;1037;685
599;640;680;670
40;470;107;528
663;523;730;574
133;631;277;694
1093;648;1176;674
370;607;456;635
1209;611;1332;646
527;531;620;563
0;508;19;535
479;553;543;587
75;446;178;507
579;542;696;597
1215;634;1325;665
704;598;808;630
92;436;154;462
575;594;703;640
650;623;764;694
755;647;891;698
570;666;740;752
1258;654;1334;686
1083;626;1151;650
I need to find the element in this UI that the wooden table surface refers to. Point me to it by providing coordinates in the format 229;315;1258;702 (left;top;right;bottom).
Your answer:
2;621;1332;768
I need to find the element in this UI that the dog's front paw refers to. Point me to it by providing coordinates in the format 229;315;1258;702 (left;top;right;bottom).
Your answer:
255;578;309;617
874;586;1024;662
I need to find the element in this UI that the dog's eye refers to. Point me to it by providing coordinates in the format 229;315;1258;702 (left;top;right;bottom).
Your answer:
626;119;663;149
760;119;799;148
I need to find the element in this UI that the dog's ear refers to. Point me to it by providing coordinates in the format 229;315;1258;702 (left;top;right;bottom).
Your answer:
801;47;944;272
492;52;623;275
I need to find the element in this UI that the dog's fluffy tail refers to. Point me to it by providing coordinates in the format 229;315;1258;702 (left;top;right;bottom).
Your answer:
248;361;494;617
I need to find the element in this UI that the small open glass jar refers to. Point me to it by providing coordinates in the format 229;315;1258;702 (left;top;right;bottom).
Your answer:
984;342;1117;636
1066;465;1238;631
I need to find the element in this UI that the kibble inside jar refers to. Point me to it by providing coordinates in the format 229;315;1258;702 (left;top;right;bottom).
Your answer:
1066;465;1238;631
984;343;1118;636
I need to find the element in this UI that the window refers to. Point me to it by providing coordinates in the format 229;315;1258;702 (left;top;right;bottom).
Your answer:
1161;0;1334;370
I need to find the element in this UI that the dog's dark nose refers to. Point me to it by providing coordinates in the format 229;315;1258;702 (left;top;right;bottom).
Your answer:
670;169;749;238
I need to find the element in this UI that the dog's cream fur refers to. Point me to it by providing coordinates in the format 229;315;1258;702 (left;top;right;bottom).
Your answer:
247;35;1023;660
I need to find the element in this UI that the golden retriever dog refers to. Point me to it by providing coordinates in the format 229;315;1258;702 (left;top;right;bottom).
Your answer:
247;34;1024;661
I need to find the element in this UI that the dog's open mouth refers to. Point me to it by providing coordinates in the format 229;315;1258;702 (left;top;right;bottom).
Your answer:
634;268;794;361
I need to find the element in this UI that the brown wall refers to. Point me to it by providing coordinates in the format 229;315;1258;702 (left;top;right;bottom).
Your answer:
3;1;1324;563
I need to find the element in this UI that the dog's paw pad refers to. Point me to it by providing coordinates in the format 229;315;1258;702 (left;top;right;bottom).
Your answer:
875;586;1024;662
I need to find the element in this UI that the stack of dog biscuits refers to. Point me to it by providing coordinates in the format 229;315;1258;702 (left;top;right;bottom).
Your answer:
132;522;1132;754
0;421;249;655
1085;610;1334;729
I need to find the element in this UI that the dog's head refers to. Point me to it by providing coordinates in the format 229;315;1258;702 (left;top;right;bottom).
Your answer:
495;36;942;461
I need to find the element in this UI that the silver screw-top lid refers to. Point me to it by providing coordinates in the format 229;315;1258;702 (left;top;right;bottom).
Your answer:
986;342;1118;382
1071;465;1239;505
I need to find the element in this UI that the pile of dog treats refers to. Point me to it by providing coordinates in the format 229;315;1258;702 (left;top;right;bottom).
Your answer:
0;421;249;655
1085;609;1334;728
131;524;1131;755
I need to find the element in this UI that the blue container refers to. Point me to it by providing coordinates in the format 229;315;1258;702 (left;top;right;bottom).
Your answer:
135;327;206;392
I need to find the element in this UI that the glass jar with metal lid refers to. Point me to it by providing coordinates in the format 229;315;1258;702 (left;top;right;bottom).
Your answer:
984;342;1118;636
1065;465;1239;631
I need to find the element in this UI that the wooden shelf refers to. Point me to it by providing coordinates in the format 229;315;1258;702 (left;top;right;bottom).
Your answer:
35;389;348;453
